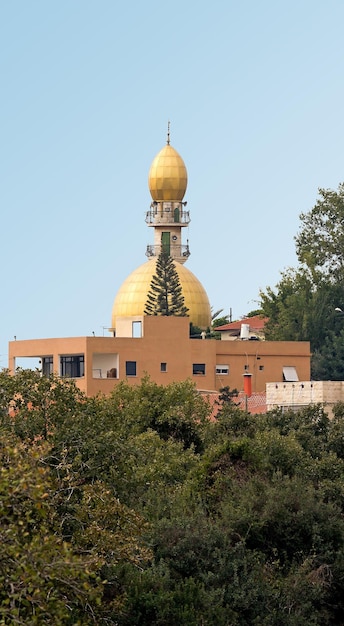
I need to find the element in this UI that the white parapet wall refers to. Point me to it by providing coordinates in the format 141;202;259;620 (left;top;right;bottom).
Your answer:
266;381;344;418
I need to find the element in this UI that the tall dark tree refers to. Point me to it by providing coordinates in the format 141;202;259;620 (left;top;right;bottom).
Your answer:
260;183;344;378
145;252;189;317
312;328;344;380
295;183;344;284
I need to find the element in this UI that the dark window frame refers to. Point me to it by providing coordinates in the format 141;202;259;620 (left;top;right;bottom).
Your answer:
42;356;53;377
193;363;206;375
126;361;137;377
60;355;85;378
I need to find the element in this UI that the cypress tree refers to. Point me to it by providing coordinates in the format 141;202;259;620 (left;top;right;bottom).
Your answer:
145;252;189;317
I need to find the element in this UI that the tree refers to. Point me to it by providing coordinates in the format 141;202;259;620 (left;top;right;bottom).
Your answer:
312;328;344;380
261;274;344;378
210;306;249;330
259;184;344;378
260;268;314;340
211;307;229;329
3;369;344;623
216;385;239;405
0;368;85;441
144;252;189;316
246;309;264;318
0;432;104;624
212;316;230;329
295;183;344;284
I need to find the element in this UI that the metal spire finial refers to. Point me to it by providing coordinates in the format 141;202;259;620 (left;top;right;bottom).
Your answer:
167;120;170;145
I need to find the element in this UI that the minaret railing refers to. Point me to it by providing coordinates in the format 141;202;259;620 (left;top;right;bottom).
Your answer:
145;244;190;259
145;204;190;225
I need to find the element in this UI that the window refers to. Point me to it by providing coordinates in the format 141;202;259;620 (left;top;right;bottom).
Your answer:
126;361;137;377
132;321;142;338
161;232;170;255
216;365;229;375
161;362;167;372
42;356;53;376
283;366;299;382
193;363;205;375
259;365;264;371
60;355;84;378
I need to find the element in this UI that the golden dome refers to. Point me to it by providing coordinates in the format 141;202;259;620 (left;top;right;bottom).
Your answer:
112;260;211;330
148;144;188;202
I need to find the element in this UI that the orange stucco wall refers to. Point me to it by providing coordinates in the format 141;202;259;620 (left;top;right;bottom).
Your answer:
215;340;310;393
8;317;311;396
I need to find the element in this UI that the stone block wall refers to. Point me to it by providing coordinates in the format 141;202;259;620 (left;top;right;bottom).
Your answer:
266;381;344;418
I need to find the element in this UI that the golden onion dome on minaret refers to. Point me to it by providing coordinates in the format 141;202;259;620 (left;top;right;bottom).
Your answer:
148;124;187;201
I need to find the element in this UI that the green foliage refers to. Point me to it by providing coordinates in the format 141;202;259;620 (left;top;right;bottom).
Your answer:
312;328;344;380
211;306;225;320
0;433;104;624
266;405;330;457
2;369;344;623
189;321;202;336
246;308;264;318
260;268;314;342
212;315;230;328
144;251;189;316
217;385;239;405
0;368;85;440
105;376;210;447
295;183;344;283
261;272;344;355
259;184;344;378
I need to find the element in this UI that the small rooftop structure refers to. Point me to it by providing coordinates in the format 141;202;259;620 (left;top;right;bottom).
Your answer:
215;315;269;341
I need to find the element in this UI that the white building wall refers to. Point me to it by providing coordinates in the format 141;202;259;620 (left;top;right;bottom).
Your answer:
266;381;344;418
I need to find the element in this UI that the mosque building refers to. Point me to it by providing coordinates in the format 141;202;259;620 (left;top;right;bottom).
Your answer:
8;131;311;400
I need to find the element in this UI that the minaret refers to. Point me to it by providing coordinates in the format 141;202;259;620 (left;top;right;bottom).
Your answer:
111;128;212;332
145;123;190;264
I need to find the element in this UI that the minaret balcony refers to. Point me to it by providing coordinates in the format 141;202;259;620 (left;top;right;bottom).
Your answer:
146;244;190;259
145;207;190;226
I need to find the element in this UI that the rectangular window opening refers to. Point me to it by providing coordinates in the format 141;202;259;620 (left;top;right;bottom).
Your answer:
216;365;229;375
161;362;167;372
126;361;137;377
283;366;299;382
42;356;53;377
60;355;84;378
132;321;142;338
193;363;206;375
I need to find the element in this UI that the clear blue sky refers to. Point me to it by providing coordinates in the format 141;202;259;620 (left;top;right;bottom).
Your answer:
2;0;344;367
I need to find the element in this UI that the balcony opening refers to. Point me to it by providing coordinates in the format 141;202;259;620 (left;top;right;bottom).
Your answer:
92;353;118;379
